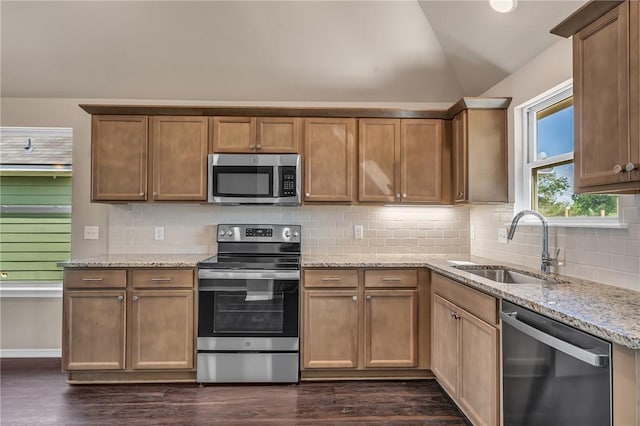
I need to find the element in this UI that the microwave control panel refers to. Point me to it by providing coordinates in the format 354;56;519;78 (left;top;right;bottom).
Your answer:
279;166;297;197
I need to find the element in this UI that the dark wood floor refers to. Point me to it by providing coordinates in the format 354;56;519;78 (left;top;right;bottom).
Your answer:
1;358;471;425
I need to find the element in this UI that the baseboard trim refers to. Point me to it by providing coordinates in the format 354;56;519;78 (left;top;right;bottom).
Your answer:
0;349;62;358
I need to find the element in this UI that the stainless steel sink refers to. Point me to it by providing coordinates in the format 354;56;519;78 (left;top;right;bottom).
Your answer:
454;265;563;284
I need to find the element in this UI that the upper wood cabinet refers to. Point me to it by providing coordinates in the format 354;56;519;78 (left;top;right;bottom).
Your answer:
91;115;208;202
211;116;300;153
555;0;640;192
92;115;148;201
451;109;507;203
303;118;356;202
359;119;447;204
150;116;208;201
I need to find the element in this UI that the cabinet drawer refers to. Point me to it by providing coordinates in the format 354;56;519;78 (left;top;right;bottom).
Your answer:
132;269;194;289
304;269;358;288
364;269;418;288
432;272;498;325
64;269;127;289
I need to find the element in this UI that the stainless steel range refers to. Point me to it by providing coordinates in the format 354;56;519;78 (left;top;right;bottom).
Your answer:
197;224;301;383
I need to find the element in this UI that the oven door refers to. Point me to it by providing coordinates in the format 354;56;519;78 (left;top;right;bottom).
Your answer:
198;269;299;338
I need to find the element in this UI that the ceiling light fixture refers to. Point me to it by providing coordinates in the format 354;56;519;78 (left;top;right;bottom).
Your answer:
490;0;518;13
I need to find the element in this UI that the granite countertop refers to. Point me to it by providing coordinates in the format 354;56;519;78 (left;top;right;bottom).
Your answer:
303;254;640;350
58;254;208;268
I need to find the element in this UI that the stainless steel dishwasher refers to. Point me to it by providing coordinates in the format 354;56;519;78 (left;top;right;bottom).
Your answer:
501;300;611;426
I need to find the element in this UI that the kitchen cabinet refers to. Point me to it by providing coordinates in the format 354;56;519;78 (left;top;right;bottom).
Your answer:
451;109;507;203
431;272;499;426
303;118;356;203
358;119;447;204
301;268;427;379
62;268;196;382
91;115;208;202
211;116;300;153
555;0;640;193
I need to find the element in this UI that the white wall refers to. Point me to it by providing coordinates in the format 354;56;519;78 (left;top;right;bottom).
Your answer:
473;38;640;290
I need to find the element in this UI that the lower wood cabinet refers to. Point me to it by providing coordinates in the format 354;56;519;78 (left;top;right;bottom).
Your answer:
62;267;196;382
431;272;499;426
301;268;427;379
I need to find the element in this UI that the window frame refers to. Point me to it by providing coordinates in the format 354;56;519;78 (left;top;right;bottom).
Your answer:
515;80;624;228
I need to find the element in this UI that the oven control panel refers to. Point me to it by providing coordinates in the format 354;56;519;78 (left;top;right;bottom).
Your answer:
217;224;301;243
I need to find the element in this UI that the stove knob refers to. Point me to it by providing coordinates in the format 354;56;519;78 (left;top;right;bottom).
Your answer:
284;229;291;238
219;229;226;237
226;230;233;237
293;231;299;238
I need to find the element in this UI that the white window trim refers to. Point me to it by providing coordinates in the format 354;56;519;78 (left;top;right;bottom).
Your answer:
513;78;625;229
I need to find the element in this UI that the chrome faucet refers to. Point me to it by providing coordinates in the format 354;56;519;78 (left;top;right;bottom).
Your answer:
507;210;559;274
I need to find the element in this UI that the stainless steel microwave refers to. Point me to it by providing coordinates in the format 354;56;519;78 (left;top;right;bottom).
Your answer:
208;154;301;205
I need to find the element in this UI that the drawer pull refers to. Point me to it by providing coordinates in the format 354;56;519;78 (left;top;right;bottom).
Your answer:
150;277;172;282
82;278;104;281
321;277;342;282
382;277;402;282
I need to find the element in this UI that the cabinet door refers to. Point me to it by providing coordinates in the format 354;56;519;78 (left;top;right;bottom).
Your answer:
130;290;194;370
574;3;630;189
257;117;300;153
400;119;444;203
630;0;640;183
63;290;126;371
302;290;359;369
431;294;458;398
92;115;148;201
452;112;468;203
303;118;355;202
211;117;256;153
151;116;208;201
364;290;418;368
458;309;499;426
358;119;400;203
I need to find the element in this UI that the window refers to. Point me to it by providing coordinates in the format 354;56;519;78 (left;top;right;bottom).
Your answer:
521;83;618;220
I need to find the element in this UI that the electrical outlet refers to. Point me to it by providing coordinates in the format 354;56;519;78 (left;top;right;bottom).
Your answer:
498;227;508;244
354;225;364;240
469;226;475;240
83;226;99;240
154;226;165;241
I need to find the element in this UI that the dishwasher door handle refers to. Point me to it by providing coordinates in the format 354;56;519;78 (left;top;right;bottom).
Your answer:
500;311;609;368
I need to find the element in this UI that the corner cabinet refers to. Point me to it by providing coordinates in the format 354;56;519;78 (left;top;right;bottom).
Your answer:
358;119;448;204
303;118;356;203
301;268;429;380
451;109;507;203
555;0;640;193
210;116;301;153
62;268;196;383
91;115;208;202
431;272;500;426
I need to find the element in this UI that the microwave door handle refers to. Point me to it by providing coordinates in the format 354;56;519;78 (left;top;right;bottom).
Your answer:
198;269;300;280
274;167;279;198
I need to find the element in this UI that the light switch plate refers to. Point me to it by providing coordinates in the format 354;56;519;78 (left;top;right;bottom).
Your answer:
354;225;364;240
498;227;508;244
469;226;475;240
83;226;99;240
154;226;165;241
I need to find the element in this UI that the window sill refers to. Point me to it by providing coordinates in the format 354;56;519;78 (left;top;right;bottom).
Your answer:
506;217;627;229
0;282;63;298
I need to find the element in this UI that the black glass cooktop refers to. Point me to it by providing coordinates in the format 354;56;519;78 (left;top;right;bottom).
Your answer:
198;255;300;270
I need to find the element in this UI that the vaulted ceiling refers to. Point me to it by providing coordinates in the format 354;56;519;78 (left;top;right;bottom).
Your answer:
1;1;586;104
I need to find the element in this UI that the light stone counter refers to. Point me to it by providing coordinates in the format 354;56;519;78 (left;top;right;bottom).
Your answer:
59;254;208;268
303;254;640;350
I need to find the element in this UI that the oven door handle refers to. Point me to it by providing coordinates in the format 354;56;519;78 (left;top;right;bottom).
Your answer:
198;269;300;281
500;311;609;368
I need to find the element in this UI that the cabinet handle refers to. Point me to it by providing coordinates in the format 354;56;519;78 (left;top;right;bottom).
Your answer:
395;193;401;198
382;277;402;282
305;192;310;197
613;164;624;174
457;192;464;198
132;296;139;301
117;295;124;301
450;311;460;320
250;144;256;149
82;278;103;281
402;193;407;198
625;162;637;172
321;277;342;282
352;295;358;302
366;295;371;301
139;192;145;197
256;144;262;149
153;192;158;198
151;277;172;282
